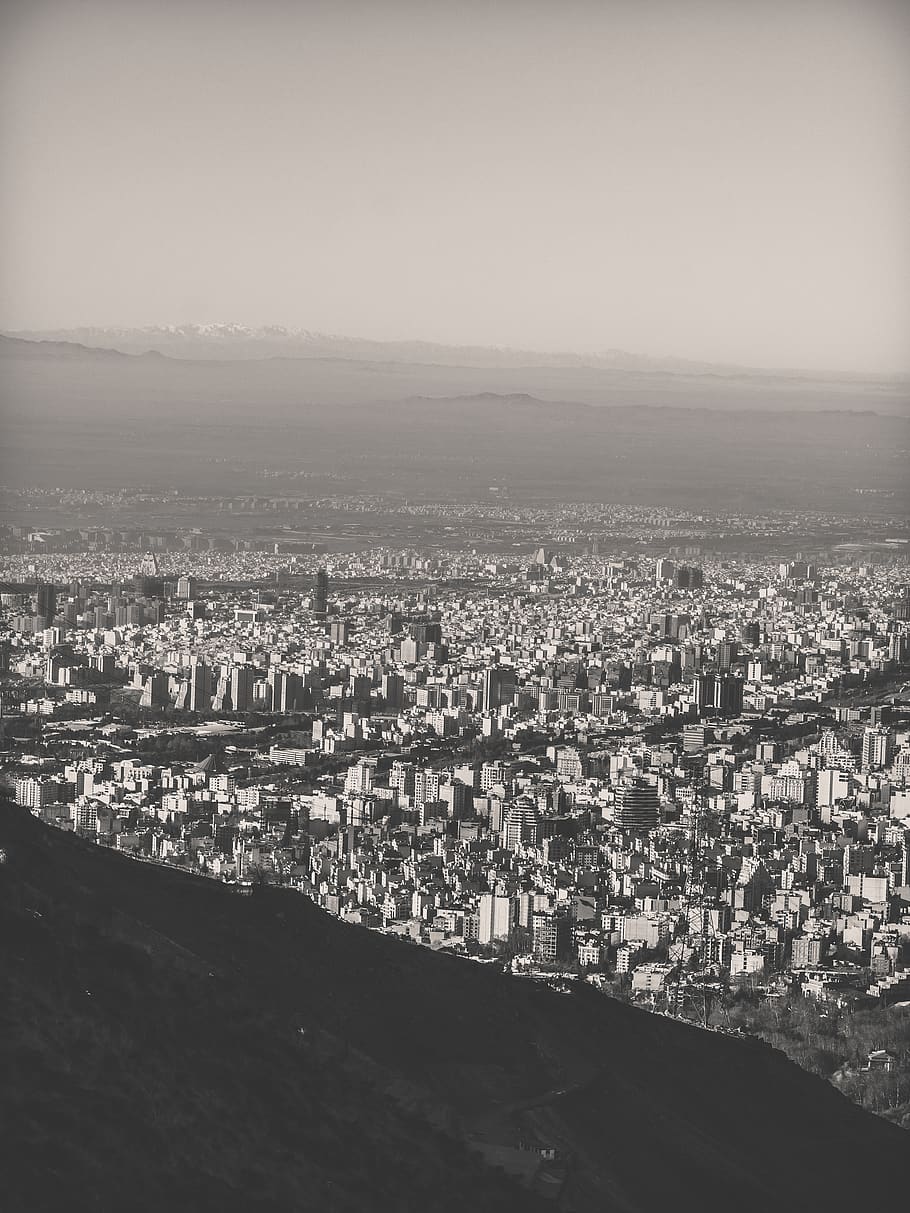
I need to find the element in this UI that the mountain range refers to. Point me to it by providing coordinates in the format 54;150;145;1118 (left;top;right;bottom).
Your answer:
2;803;907;1213
2;333;908;512
6;325;908;384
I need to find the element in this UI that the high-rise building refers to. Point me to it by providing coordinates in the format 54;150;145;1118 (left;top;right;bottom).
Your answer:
675;564;704;591
683;724;709;753
502;799;540;848
655;558;675;584
229;665;254;713
390;761;416;798
381;672;404;709
716;640;739;670
441;781;472;819
740;621;761;647
178;657;213;713
139;671;170;708
329;620;349;646
478;893;512;945
614;779;660;832
345;757;378;795
413;769;440;810
531;912;569;963
132;553;165;598
694;672;744;717
35;582;57;625
313;568;328;617
268;669;302;713
408;620;442;646
480;761;507;793
482;666;507;712
862;726;893;772
15;777;55;809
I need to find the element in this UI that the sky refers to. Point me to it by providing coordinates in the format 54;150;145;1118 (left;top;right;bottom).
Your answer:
1;0;908;372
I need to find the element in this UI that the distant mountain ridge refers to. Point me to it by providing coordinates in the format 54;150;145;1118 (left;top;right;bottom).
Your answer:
0;332;162;361
6;324;904;383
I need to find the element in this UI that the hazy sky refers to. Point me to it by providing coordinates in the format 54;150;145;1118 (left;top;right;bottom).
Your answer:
2;0;908;371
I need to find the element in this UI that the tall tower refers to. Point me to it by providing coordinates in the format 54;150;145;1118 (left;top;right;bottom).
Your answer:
178;657;213;713
313;568;328;618
35;581;57;626
482;666;504;712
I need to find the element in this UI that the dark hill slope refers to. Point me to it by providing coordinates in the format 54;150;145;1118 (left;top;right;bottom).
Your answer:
1;806;906;1212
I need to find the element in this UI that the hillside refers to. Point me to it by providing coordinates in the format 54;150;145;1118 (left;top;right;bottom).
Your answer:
1;805;906;1212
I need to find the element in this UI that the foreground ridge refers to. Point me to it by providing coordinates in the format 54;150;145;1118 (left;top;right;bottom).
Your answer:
1;805;905;1213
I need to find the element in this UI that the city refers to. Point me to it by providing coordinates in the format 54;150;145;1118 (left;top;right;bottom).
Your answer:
3;2;909;1208
3;504;909;1130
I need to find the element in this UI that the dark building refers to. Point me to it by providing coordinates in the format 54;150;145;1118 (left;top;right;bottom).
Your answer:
740;620;761;646
482;665;515;711
675;565;704;591
694;671;744;717
614;779;660;832
716;640;739;670
381;672;404;709
35;582;57;625
313;568;328;617
408;620;442;646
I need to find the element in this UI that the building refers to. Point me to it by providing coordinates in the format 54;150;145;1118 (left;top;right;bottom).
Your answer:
694;671;744;717
861;726;893;772
502;799;541;849
139;671;170;708
381;672;404;709
15;777;56;809
177;657;213;712
214;664;255;713
675;565;703;591
313;568;328;617
791;935;827;968
716;640;739;670
345;757;378;795
230;666;254;713
683;724;709;753
482;666;512;712
481;761;507;793
478;893;512;946
531;912;570;963
614;778;660;832
268;669;302;713
329;620;349;646
632;962;676;994
577;941;604;968
555;747;586;781
413;769;441;810
35;582;57;625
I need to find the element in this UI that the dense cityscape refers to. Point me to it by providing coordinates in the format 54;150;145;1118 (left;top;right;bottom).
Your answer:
3;500;909;1128
4;2;910;1207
